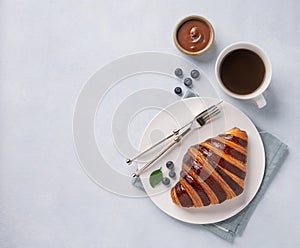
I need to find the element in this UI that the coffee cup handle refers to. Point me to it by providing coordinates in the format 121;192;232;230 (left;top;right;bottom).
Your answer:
252;94;267;108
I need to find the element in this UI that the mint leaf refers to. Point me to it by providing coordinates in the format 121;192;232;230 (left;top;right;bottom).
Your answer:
149;167;163;188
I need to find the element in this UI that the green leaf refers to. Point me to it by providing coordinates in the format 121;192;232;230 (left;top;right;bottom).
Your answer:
149;167;163;188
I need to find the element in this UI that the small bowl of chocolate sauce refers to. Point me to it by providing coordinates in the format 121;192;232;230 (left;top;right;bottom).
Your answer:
174;15;214;55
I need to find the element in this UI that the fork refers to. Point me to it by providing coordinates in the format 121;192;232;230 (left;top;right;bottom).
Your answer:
131;101;222;177
127;101;222;165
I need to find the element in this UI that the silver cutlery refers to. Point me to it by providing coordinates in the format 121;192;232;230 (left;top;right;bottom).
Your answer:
131;101;222;178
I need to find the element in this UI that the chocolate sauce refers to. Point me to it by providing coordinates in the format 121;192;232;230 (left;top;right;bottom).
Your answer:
182;173;210;206
176;19;211;52
175;182;193;207
220;49;265;95
198;144;246;179
207;138;246;163
218;134;248;147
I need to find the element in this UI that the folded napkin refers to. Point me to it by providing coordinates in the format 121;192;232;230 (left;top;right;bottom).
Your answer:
132;90;289;242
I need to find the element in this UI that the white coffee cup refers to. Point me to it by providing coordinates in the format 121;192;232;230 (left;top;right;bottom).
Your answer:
215;42;272;108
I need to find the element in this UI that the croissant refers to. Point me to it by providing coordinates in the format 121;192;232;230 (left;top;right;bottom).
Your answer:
171;127;248;208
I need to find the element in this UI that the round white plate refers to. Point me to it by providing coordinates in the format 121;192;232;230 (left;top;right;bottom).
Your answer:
138;97;265;224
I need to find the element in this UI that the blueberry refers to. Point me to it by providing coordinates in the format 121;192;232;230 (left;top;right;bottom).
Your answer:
174;87;182;95
169;171;176;178
162;177;170;185
174;68;183;77
184;78;193;87
166;161;174;169
190;69;200;79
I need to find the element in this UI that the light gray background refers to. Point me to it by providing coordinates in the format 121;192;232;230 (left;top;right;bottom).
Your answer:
1;0;299;247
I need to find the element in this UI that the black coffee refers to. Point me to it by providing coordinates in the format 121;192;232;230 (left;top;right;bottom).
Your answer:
220;49;265;95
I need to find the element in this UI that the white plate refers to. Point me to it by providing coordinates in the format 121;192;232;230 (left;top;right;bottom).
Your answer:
138;97;265;224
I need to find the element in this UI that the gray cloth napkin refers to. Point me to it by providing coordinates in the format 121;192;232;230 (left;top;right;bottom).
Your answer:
132;90;289;241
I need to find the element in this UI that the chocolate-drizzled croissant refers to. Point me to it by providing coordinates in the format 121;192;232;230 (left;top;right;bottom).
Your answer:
171;127;248;208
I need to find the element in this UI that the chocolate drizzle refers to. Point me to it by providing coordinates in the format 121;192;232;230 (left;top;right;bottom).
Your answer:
175;182;193;207
198;144;246;179
218;134;248;147
207;138;246;163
